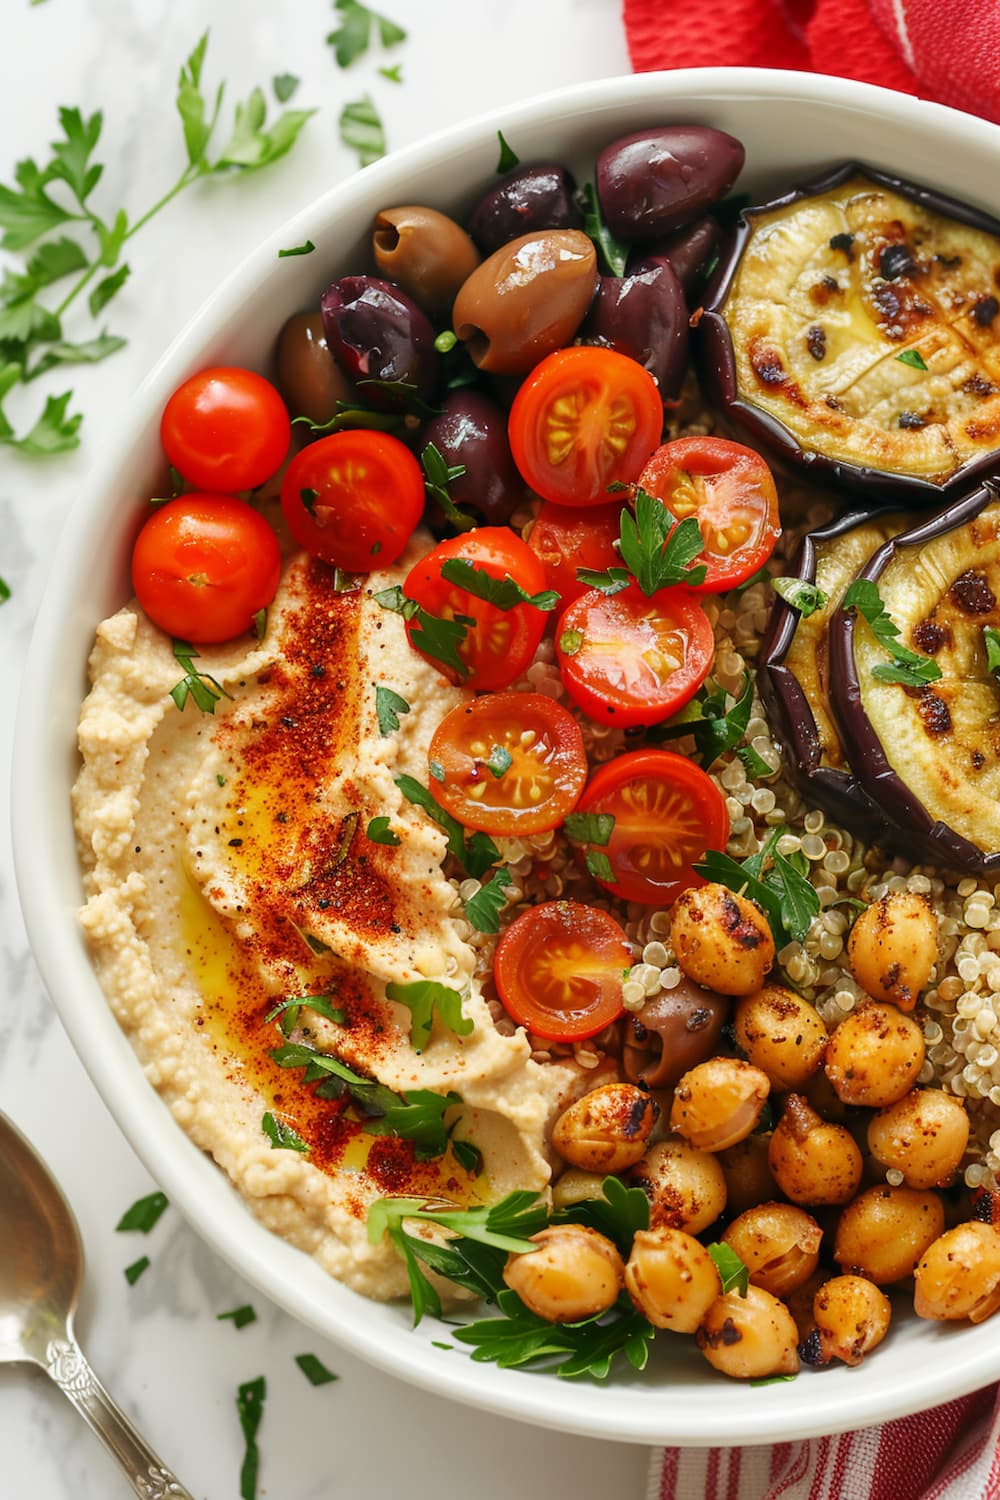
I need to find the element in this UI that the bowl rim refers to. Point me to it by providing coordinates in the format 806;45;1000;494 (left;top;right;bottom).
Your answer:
14;64;1000;1447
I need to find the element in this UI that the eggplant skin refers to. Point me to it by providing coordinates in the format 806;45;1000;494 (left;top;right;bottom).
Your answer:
699;163;1000;503
828;481;1000;872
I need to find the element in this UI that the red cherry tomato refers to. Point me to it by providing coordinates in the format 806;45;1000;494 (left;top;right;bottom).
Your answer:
575;749;729;906
637;436;780;592
281;430;424;573
131;494;282;644
527;501;622;608
494;900;630;1041
555;583;714;727
508;346;663;507
428;692;587;836
402;528;549;690
160;366;290;493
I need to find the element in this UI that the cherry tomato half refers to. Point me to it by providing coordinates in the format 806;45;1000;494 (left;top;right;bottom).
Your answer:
161;366;290;493
527;500;621;608
428;692;587;836
555;584;714;727
131;494;282;644
494;900;630;1041
402;528;549;691
575;748;729;906
281;430;424;573
637;436;780;592
508;346;663;507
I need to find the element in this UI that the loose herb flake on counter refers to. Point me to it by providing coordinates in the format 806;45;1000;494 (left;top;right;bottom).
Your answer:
218;1305;257;1329
272;73;300;103
124;1256;150;1286
375;683;410;734
236;1376;266;1500
384;978;474;1052
115;1190;169;1233
327;0;406;68
340;94;386;167
843;578;942;686
261;1111;310;1153
0;577;10;603
295;1352;339;1386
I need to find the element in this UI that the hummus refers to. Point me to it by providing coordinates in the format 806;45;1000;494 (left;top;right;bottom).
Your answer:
74;535;575;1298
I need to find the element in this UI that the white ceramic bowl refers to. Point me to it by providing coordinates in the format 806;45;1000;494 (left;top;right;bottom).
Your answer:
14;68;1000;1447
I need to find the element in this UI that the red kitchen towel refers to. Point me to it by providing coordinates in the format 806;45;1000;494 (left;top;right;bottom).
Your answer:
648;1384;1000;1498
623;0;1000;124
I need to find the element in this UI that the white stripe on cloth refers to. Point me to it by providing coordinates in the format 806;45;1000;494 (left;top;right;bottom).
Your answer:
889;0;917;69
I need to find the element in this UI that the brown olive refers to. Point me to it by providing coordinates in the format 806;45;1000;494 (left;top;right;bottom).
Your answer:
275;311;353;426
734;985;828;1091
372;205;480;319
452;229;598;375
622;980;729;1090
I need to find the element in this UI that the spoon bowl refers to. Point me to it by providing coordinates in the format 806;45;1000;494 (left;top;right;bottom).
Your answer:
0;1112;194;1499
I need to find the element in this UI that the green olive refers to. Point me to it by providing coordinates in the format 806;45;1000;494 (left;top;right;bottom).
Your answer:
373;205;480;318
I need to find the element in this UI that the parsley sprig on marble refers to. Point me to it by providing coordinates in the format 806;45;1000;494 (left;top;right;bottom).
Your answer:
0;33;314;454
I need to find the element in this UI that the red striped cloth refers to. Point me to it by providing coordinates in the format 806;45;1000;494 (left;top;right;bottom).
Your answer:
623;0;1000;124
649;1386;1000;1499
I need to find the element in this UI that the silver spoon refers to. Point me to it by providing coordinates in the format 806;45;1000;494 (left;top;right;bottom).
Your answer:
0;1110;195;1498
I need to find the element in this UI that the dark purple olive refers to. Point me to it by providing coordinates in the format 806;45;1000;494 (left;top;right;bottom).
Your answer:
629;215;720;301
467;163;583;256
320;275;438;407
596;126;745;240
420;390;527;525
581;262;688;400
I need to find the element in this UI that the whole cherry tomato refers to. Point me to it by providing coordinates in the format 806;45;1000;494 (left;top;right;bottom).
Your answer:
160;366;290;493
281;429;424;572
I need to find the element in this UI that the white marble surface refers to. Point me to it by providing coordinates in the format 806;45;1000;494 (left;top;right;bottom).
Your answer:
0;2;653;1496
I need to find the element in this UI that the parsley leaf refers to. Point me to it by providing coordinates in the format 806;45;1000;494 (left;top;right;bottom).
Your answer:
495;130;519;172
236;1377;265;1500
695;831;819;949
124;1256;150;1286
366;815;401;846
115;1191;168;1233
295;1352;339;1386
272;73;300;103
375;684;409;734
0;577;10;604
843;578;942;687
218;1305;257;1329
339;94;386;167
619;493;707;594
563;812;614;846
421;441;475;530
579;181;629;277
395;773;500;878
896;348;928;370
456;1289;654;1379
707;1241;750;1296
486;744;512;778
379;63;404;83
385;978;474;1053
654;672;762;772
463;867;512;934
261;1111;310;1153
772;576;829;617
367;1089;462;1159
552;1174;650;1256
986;625;1000;675
264;993;346;1038
278;240;315;258
374;584;472;679
327;0;406;67
368;1189;546;1258
439;557;559;612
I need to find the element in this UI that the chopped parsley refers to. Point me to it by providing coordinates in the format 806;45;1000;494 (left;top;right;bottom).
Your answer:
339;94;385;167
375;684;409;734
395;773;500;878
294;1352;339;1386
654;672;761;771
277;239;315;258
123;1256;150;1285
579;491;707;596
843;578;942;687
236;1376;266;1500
384;978;474;1053
439;557;559;612
463;866;512;934
218;1305;257;1329
375;585;473;679
366;815;401;846
261;1111;310;1153
985;625;1000;675
0;577;11;603
327;0;406;67
695;825;819;949
115;1191;169;1233
708;1241;750;1296
563;812;615;884
421;441;475;530
559;627;583;656
772;576;829;617
272;73;300;103
169;639;233;714
486;744;512;778
579;180;629;277
495;130;519;172
896;348;928;370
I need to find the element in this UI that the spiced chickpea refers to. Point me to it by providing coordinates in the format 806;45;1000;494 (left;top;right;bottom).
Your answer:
502;1224;624;1323
824;1002;925;1108
625;1227;721;1332
629;1136;727;1234
914;1222;1000;1323
721;1202;823;1298
767;1093;863;1206
867;1089;969;1190
551;1083;659;1174
801;1276;891;1366
734;985;828;1091
670;883;775;996
697;1284;799;1380
718;1134;778;1218
669;1058;770;1152
847;891;938;1011
834;1185;945;1285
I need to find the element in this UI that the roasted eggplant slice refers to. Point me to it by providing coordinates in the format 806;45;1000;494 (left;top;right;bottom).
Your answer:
828;481;1000;870
759;509;906;835
700;164;1000;504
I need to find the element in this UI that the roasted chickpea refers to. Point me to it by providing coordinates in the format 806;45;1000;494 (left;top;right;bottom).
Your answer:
800;1276;891;1366
629;1136;727;1234
625;1227;721;1332
671;883;774;996
372;205;480;317
502;1224;624;1323
824;1002;925;1108
914;1222;1000;1323
697;1285;799;1381
550;1168;606;1210
767;1094;863;1206
721;1203;823;1298
834;1185;945;1285
734;985;828;1091
847;891;938;1011
867;1089;969;1190
551;1083;659;1174
670;1058;770;1152
718;1134;778;1218
784;1268;828;1343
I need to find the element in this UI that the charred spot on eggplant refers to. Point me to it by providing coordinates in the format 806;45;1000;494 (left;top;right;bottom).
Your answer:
699;163;1000;503
828;481;1000;871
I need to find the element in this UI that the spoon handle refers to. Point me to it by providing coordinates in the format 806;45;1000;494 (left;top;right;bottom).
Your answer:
44;1336;196;1499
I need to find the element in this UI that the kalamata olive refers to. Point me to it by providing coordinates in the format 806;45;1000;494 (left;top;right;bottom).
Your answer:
581;263;688;400
596;126;745;240
622;980;729;1090
320;275;438;407
628;215;720;300
452;229;598;376
419;390;527;525
467;163;583;256
372;205;480;319
275;311;354;427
